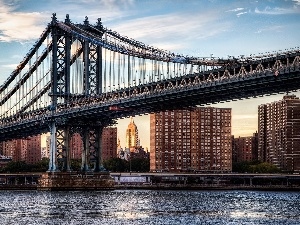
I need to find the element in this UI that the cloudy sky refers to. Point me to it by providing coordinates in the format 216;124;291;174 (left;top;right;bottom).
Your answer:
0;0;300;148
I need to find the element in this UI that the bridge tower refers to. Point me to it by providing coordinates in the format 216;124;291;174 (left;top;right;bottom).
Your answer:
48;14;107;172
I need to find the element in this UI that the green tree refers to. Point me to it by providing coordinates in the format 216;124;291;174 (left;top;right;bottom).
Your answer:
233;160;281;173
130;158;150;172
31;157;49;172
251;162;281;173
2;161;31;172
103;158;128;172
70;159;82;171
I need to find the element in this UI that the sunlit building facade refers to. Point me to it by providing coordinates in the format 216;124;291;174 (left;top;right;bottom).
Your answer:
150;107;232;172
125;117;139;150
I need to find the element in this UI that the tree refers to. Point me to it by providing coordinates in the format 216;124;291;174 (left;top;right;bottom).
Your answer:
103;158;128;172
232;160;281;173
130;158;150;172
31;157;49;172
2;161;31;172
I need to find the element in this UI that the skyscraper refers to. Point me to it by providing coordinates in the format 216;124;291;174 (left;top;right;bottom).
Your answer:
150;107;232;172
126;117;139;150
258;95;300;172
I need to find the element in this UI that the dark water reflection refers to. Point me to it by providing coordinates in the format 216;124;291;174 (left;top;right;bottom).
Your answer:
0;190;299;225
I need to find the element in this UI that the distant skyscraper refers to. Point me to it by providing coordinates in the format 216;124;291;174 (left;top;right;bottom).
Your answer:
126;117;139;150
258;95;300;172
150;107;232;172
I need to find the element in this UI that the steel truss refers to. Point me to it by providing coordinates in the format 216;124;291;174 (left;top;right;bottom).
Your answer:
48;14;104;172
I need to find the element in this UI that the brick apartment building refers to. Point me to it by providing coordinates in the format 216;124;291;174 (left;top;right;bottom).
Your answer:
232;132;258;163
150;107;232;172
258;95;300;172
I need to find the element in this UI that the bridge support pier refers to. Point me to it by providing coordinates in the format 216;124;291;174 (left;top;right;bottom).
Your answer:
81;126;106;172
48;121;59;172
47;121;107;173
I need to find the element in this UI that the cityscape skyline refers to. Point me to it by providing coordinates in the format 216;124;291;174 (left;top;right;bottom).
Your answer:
114;94;292;149
0;0;300;149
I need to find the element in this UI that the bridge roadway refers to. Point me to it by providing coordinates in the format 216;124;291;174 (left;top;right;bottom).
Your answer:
0;60;299;141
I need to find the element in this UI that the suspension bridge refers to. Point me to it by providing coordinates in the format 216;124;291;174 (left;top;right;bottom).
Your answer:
0;13;299;172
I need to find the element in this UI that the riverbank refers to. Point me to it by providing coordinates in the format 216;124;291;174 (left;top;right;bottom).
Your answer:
0;172;299;191
0;184;300;191
114;184;300;191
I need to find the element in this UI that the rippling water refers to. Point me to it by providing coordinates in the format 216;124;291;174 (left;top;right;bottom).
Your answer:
0;190;299;225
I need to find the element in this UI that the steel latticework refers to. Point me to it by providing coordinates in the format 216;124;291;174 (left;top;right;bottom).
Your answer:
0;13;299;172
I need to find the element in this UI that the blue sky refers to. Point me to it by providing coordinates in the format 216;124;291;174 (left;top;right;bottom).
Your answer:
0;0;300;148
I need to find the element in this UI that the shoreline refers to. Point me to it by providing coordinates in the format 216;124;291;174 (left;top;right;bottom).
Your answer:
0;184;299;191
114;184;300;192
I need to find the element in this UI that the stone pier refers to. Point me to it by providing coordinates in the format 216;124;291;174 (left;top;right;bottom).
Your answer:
38;172;114;190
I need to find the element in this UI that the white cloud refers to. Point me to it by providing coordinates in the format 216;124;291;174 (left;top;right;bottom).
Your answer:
237;11;248;17
0;0;137;42
1;63;18;69
53;0;136;23
254;6;297;15
293;0;300;5
0;1;48;42
255;25;283;34
110;11;231;52
227;7;244;12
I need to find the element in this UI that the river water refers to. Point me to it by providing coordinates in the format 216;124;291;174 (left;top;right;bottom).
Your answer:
0;190;299;225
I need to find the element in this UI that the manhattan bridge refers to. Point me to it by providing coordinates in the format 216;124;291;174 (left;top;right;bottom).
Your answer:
0;14;299;172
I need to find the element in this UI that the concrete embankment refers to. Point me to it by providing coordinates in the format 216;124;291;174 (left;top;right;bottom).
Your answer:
113;184;300;191
0;172;299;191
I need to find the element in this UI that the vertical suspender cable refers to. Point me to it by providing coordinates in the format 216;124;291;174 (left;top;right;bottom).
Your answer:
103;47;106;93
128;54;130;87
113;50;116;90
118;52;120;89
123;53;125;88
109;49;112;92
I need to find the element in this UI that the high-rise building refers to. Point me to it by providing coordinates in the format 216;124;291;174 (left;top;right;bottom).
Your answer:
70;133;82;159
258;95;300;172
68;127;117;161
0;135;41;164
2;140;13;159
232;132;258;163
25;135;41;164
150;107;232;172
102;127;117;161
125;117;139;150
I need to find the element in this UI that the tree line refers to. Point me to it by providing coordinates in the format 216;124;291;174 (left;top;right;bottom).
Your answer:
232;160;281;173
0;158;281;173
0;157;150;173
